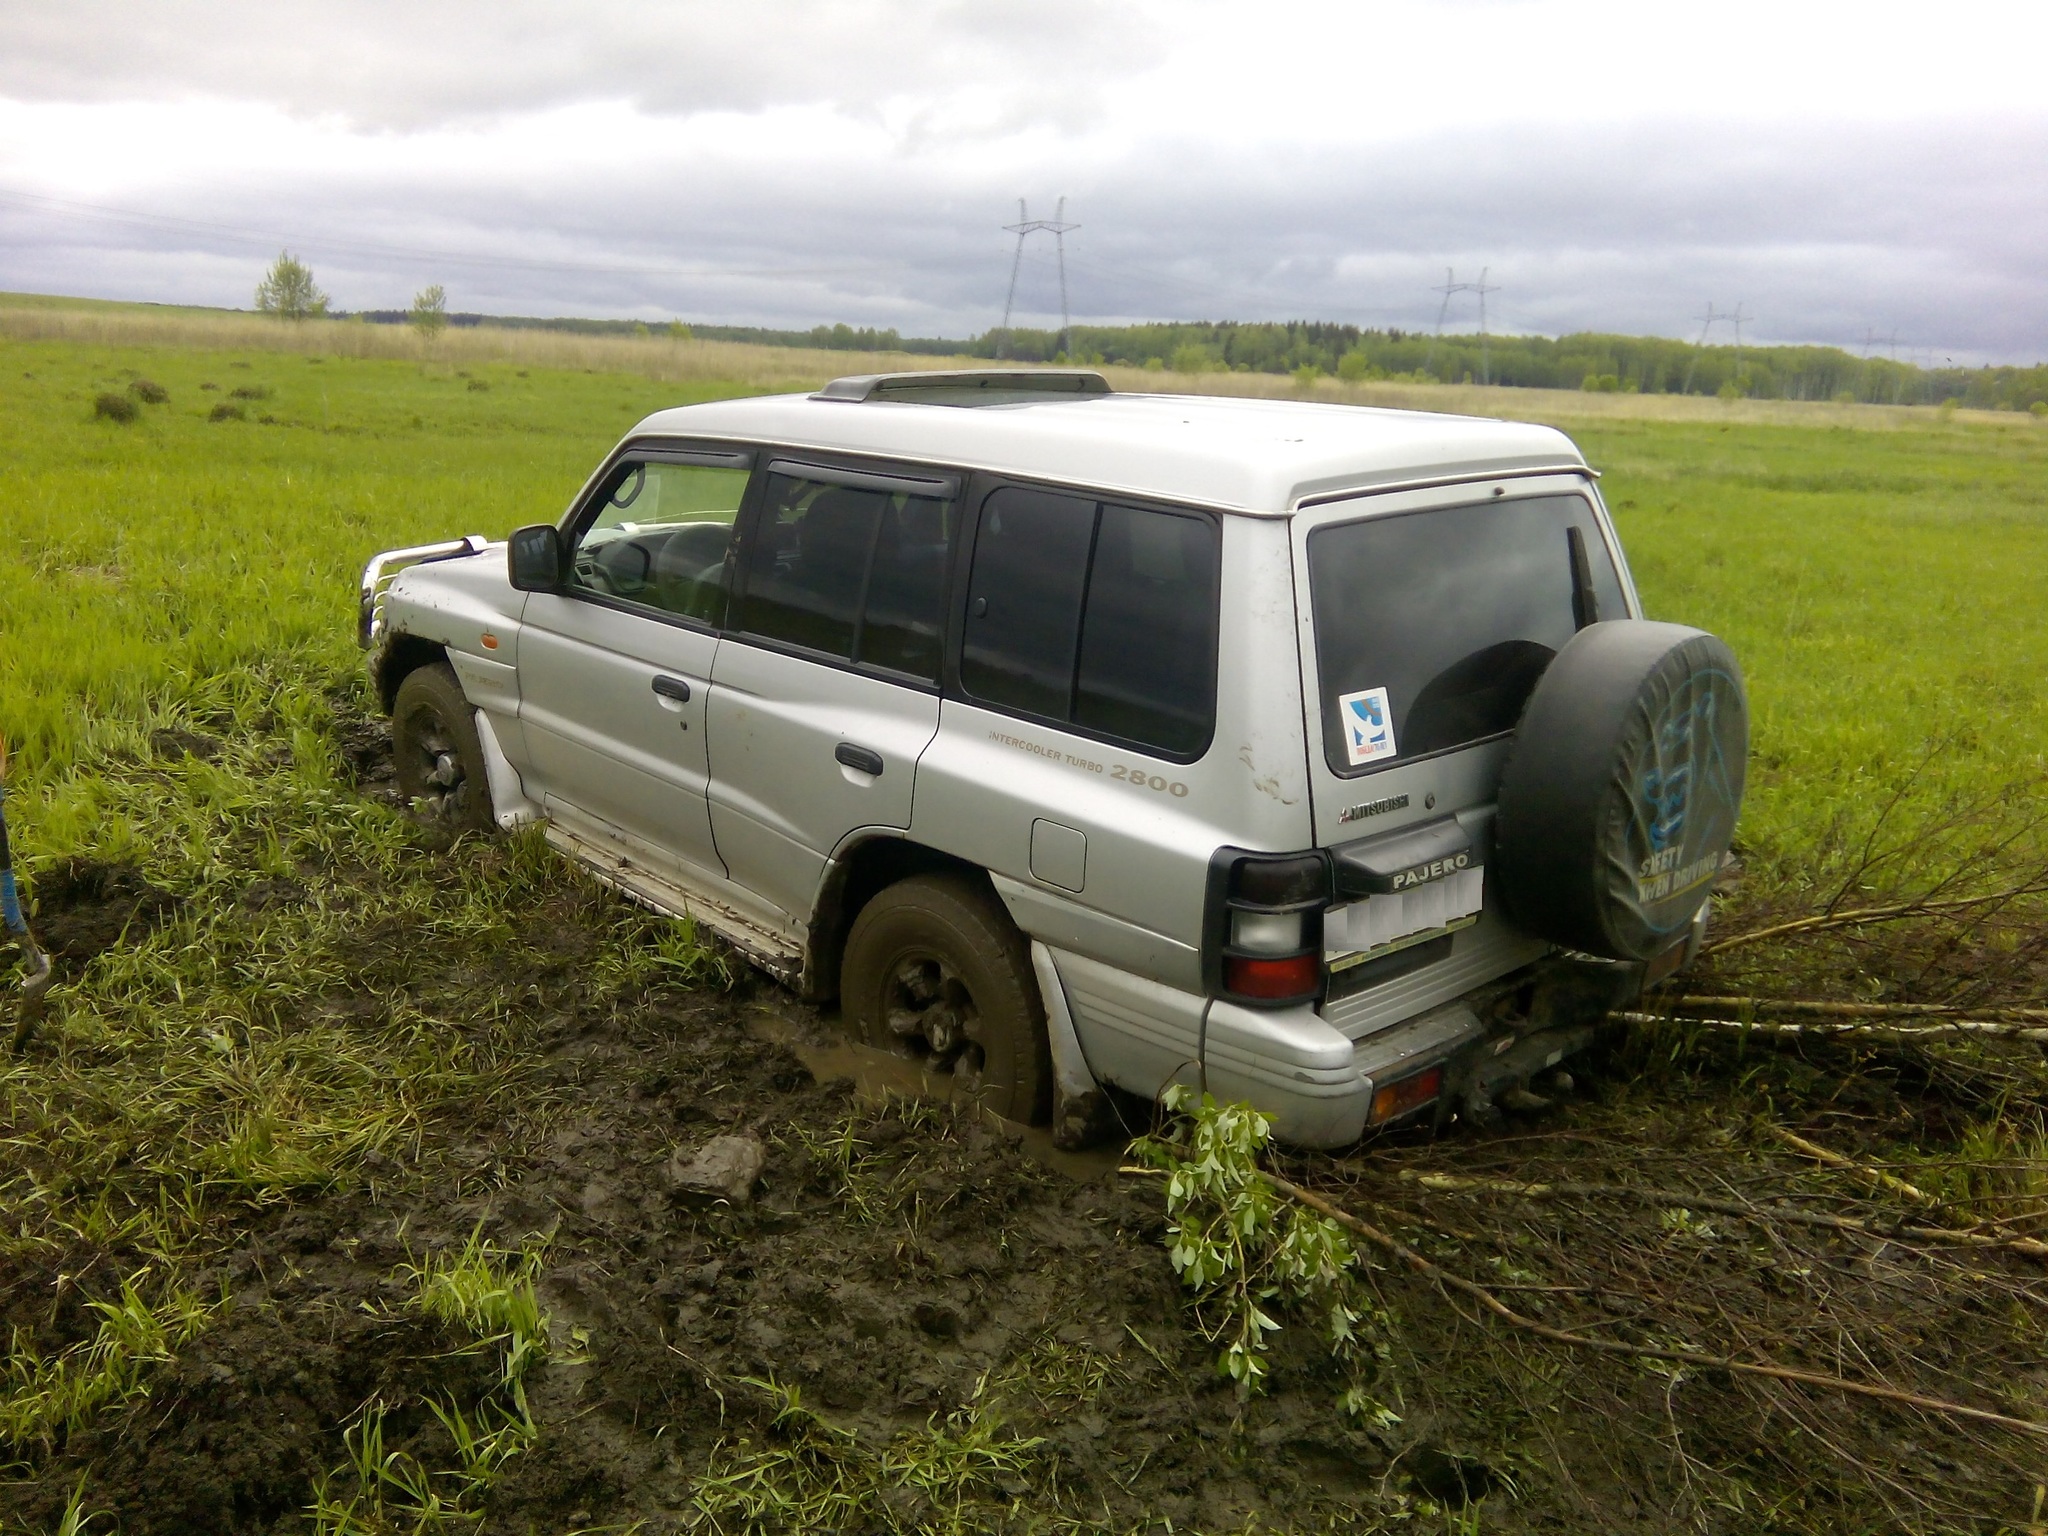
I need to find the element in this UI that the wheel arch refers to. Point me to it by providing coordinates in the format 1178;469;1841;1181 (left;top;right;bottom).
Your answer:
802;835;992;1004
374;634;451;714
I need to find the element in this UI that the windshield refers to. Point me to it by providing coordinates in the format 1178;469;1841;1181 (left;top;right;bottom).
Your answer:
1307;492;1627;776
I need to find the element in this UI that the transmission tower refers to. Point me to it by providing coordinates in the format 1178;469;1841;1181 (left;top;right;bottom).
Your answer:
1425;267;1497;382
1681;302;1752;394
996;197;1079;361
1470;268;1499;385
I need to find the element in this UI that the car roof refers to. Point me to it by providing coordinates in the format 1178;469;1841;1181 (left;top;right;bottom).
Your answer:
626;388;1589;515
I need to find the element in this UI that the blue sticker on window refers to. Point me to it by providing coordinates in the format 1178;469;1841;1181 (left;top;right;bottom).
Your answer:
1339;686;1397;767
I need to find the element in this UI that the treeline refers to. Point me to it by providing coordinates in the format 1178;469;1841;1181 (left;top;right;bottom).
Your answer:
980;322;2048;411
346;308;2048;412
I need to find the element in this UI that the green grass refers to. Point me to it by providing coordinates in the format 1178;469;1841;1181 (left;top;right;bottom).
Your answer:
1583;414;2048;891
4;316;2048;1530
0;336;735;788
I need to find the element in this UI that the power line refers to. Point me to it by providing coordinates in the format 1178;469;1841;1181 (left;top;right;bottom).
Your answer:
996;197;1078;359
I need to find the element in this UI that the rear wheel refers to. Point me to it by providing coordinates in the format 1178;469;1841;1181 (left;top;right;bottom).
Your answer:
840;872;1051;1125
391;662;495;833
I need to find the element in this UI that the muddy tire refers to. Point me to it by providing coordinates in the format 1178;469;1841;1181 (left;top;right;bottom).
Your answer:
391;661;496;833
840;872;1052;1125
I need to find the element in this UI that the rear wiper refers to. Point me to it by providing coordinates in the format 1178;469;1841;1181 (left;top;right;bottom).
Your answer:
1567;525;1598;630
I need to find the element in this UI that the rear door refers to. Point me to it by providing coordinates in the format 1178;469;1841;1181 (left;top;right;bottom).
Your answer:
705;459;959;923
516;449;752;880
1290;474;1637;1027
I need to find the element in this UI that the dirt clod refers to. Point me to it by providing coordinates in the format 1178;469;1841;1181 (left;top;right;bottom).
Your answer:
664;1132;766;1205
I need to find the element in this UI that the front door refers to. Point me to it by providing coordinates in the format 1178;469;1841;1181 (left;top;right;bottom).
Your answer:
707;459;959;922
516;451;752;881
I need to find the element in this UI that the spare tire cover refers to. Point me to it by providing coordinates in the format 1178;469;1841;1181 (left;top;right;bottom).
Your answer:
1493;620;1747;961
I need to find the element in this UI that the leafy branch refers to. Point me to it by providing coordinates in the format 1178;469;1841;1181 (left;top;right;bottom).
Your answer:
1132;1086;1388;1406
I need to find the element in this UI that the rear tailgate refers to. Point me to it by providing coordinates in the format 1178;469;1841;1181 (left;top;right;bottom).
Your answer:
1287;471;1640;1039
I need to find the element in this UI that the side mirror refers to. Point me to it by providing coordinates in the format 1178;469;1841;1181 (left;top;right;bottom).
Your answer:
508;524;565;592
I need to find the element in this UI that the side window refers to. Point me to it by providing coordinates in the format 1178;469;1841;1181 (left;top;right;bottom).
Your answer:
960;488;1095;717
962;488;1220;760
1073;504;1219;757
734;469;956;680
570;459;750;626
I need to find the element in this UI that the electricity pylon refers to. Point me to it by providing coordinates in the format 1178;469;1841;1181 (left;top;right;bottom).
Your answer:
997;198;1079;360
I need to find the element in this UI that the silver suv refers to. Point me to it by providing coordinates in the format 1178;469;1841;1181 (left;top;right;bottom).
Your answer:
359;370;1746;1148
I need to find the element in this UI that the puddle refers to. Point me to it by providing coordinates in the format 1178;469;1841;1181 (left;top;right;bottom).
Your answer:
747;995;1128;1182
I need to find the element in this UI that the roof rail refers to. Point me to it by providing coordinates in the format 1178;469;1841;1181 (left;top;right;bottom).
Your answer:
812;369;1113;406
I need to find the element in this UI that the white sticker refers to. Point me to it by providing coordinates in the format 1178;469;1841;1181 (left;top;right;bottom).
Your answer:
1339;687;1398;767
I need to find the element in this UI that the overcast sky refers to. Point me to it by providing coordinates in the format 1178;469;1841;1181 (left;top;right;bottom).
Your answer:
2;0;2044;362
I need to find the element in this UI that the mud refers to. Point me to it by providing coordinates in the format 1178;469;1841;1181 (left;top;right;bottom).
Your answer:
24;858;179;965
0;913;1392;1535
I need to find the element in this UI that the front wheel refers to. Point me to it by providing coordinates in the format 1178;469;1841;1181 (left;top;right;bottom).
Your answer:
840;872;1052;1125
391;661;496;833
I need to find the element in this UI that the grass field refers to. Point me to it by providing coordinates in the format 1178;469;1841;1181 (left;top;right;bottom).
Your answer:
3;298;2048;1534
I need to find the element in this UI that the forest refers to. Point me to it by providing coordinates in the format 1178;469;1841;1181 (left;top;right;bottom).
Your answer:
350;308;2048;411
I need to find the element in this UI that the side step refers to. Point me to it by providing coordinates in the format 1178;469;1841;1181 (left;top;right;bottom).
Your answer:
542;825;804;985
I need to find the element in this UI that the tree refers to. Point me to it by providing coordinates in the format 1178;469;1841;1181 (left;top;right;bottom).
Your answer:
409;284;448;339
254;252;329;320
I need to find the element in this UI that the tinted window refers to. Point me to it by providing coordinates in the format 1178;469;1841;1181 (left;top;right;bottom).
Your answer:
962;488;1220;759
1307;493;1627;775
734;471;955;679
1073;505;1218;757
860;491;953;679
961;488;1096;717
570;461;750;625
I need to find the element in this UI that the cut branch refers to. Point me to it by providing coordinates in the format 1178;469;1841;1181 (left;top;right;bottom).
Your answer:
1396;1169;2048;1261
1701;882;2048;957
1766;1126;1939;1205
1265;1173;2048;1441
1664;995;2048;1024
1614;1010;2048;1044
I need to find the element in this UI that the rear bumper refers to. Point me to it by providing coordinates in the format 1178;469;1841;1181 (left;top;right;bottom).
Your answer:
1043;946;1512;1149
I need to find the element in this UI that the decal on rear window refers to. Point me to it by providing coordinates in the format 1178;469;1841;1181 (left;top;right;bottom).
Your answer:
1340;687;1397;766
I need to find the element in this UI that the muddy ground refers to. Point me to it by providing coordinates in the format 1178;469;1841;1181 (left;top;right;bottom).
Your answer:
2;714;2044;1534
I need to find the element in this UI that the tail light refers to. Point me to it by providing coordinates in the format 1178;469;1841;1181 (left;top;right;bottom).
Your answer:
1207;849;1330;1007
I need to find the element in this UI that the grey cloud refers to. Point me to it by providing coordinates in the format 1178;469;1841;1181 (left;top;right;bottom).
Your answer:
0;0;1153;128
3;107;2043;361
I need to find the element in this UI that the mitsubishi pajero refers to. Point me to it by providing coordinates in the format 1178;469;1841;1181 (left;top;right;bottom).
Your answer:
358;370;1746;1148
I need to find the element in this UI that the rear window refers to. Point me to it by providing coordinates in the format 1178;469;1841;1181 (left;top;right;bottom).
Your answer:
962;488;1219;760
1307;493;1626;775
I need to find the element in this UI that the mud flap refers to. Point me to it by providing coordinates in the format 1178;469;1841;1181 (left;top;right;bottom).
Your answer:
474;710;542;831
1031;942;1118;1150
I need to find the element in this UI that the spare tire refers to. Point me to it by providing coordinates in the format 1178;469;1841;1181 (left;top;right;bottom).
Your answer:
1493;621;1747;961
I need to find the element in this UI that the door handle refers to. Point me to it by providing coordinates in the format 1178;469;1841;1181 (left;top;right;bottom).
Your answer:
835;742;885;777
651;675;692;703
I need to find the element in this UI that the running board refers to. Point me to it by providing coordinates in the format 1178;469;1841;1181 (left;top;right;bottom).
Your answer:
542;824;805;985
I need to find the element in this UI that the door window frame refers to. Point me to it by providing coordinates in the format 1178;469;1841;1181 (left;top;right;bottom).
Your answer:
552;439;760;634
722;450;965;692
